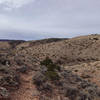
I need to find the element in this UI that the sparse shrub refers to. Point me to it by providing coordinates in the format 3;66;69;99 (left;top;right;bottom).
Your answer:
40;57;61;72
15;58;25;66
74;69;78;72
45;71;59;80
93;37;99;40
42;82;52;92
16;66;28;73
65;86;79;100
0;87;10;99
33;72;46;86
41;57;60;80
47;63;61;71
0;66;10;74
0;57;10;66
40;57;53;66
33;57;60;88
56;59;63;65
0;74;20;89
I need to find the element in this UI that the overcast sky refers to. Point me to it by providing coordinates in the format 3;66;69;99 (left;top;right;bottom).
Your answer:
0;0;100;40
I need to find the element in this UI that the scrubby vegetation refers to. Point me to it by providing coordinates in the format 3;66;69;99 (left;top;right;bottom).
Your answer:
1;35;100;100
40;57;60;80
45;71;59;80
8;40;25;48
30;38;67;46
33;57;61;93
40;57;53;66
33;57;100;100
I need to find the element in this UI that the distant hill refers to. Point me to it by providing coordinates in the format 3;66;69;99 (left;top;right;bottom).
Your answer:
29;38;68;46
0;39;25;42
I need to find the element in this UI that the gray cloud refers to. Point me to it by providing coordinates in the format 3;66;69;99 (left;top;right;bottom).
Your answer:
0;0;100;40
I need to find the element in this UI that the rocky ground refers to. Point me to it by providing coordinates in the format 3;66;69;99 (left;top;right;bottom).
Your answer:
0;34;100;100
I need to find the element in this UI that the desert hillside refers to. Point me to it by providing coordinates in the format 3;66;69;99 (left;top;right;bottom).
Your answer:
0;34;100;100
15;34;100;65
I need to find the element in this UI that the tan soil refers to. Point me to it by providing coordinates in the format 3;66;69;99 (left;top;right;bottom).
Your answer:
11;71;39;100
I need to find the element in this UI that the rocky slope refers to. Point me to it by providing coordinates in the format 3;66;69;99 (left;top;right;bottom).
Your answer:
0;34;100;100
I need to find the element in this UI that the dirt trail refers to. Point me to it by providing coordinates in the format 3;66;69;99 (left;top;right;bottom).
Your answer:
11;71;39;100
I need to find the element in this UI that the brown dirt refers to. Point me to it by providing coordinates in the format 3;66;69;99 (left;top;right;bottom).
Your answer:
10;71;39;100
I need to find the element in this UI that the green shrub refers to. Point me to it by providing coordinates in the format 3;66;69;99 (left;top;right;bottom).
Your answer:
47;63;61;71
45;71;60;80
40;57;61;81
40;57;53;66
40;57;61;72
